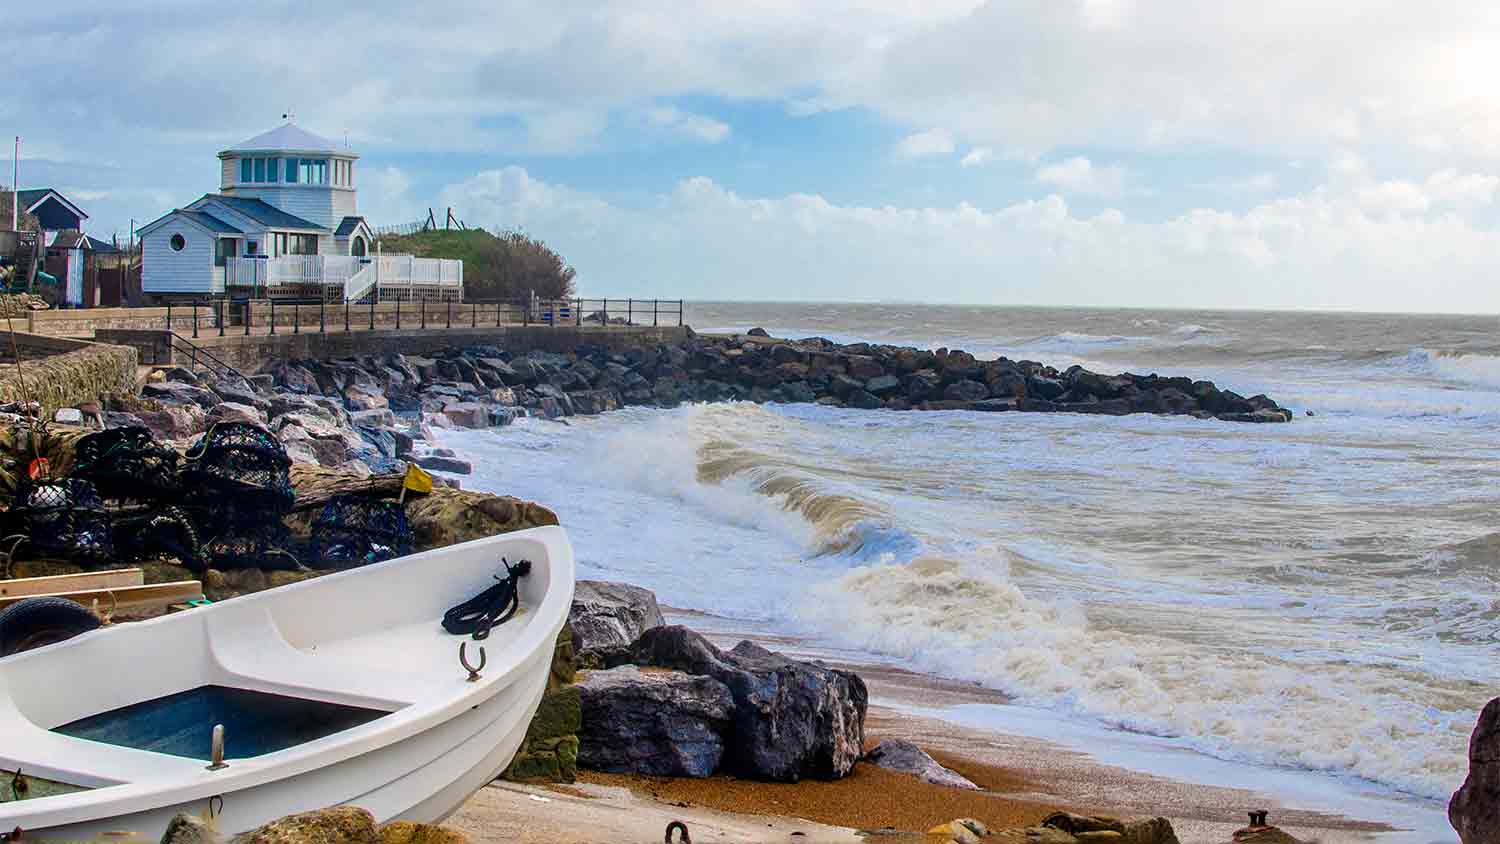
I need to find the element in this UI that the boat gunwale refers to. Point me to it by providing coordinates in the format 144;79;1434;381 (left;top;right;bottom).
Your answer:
0;525;575;829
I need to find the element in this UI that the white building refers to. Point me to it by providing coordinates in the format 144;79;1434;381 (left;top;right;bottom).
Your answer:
138;122;460;303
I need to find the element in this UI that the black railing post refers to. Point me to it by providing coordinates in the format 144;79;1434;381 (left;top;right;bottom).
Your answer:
319;297;325;333
472;302;477;328
496;302;501;327
165;301;172;330
344;298;351;332
576;298;581;326
602;298;607;327
627;298;633;326
269;299;276;334
394;297;400;329
447;300;452;329
679;299;684;326
293;301;299;334
192;300;199;338
370;295;376;331
218;298;225;337
420;298;426;329
654;299;659;326
245;300;251;336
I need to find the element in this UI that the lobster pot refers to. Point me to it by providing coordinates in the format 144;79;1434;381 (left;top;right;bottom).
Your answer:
182;423;294;517
201;519;304;572
115;506;203;571
309;496;412;568
12;479;113;562
71;426;183;502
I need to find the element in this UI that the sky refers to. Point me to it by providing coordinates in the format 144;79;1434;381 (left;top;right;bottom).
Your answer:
6;1;1500;312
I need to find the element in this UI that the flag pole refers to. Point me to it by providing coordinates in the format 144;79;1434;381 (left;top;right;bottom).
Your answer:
11;136;18;231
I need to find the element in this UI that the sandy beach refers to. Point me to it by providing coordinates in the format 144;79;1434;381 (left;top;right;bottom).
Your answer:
446;606;1417;844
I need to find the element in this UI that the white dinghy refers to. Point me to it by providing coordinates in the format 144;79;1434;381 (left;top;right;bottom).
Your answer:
0;525;575;842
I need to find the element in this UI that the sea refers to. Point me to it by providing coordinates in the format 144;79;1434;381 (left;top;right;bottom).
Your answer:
439;303;1500;841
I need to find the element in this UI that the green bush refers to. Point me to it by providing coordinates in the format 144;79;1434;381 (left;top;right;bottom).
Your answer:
378;228;576;301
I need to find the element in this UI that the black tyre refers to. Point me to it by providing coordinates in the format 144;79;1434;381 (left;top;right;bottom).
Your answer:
0;597;101;657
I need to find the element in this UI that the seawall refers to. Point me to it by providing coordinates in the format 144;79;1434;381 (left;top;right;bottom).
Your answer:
0;333;138;415
98;325;694;370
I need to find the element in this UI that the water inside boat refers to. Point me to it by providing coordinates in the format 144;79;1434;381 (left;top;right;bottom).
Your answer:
53;685;390;761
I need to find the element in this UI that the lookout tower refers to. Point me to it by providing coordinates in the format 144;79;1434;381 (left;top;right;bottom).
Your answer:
217;122;357;232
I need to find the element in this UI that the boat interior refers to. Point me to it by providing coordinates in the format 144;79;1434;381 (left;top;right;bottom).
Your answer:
0;532;557;799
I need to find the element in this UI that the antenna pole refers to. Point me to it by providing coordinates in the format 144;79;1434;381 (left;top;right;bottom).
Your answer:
11;136;18;231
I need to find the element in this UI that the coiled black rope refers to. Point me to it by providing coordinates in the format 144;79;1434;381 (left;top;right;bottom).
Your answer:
442;558;532;640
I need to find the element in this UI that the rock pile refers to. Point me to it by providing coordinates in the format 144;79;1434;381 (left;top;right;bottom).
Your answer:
98;331;1290;475
569;584;867;783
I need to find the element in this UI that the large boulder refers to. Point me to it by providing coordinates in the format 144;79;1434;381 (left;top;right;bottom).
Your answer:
864;739;977;789
404;486;559;550
1452;697;1500;844
233;806;378;844
577;665;735;777
377;822;471;844
628;625;867;781
143;381;220;410
571;580;666;650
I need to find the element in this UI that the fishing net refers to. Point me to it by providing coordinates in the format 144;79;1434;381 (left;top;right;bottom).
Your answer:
114;506;203;571
308;495;412;568
181;422;294;515
200;519;305;571
70;426;182;502
10;478;113;562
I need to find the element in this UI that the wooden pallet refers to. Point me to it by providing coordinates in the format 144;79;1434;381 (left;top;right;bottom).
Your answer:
0;569;203;616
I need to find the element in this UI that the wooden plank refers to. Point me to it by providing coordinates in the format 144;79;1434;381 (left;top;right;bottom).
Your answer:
0;581;203;614
0;568;144;599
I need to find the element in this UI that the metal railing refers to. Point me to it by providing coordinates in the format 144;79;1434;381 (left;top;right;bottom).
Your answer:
162;295;685;337
167;332;242;380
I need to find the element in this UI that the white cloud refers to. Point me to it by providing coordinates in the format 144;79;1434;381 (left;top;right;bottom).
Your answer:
960;147;995;167
440;165;1500;312
895;128;955;159
1035;157;1126;197
644;106;731;143
1197;172;1280;194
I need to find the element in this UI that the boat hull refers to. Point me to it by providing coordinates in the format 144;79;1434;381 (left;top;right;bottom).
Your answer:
0;526;574;842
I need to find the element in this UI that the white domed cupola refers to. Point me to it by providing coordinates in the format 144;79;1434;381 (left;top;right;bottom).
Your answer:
218;121;358;230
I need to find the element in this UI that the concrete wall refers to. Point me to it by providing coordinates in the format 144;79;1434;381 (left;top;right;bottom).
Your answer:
0;335;138;414
179;325;693;370
28;306;202;337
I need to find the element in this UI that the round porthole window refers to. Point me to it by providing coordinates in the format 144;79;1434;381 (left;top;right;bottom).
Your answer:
170;234;186;252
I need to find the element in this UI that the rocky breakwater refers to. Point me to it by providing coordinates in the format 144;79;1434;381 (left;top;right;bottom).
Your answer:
109;330;1290;472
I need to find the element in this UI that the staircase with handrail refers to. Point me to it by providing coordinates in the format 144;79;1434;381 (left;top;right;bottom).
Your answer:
344;261;376;303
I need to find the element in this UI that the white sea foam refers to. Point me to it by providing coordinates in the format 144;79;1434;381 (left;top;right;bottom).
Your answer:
1403;347;1500;390
440;305;1500;816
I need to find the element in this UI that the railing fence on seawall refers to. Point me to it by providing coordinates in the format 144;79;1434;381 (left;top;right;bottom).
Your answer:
162;297;685;338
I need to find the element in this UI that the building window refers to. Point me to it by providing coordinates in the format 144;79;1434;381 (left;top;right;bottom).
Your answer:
293;234;318;255
240;158;252;182
170;233;186;252
214;238;237;267
273;232;287;256
286;157;299;183
253;158;266;182
247;240;259;256
299;158;328;184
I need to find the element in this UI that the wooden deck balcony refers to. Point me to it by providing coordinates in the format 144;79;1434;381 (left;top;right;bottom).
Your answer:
225;255;463;302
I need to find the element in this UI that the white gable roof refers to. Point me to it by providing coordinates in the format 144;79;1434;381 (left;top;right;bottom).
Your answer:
226;122;343;154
